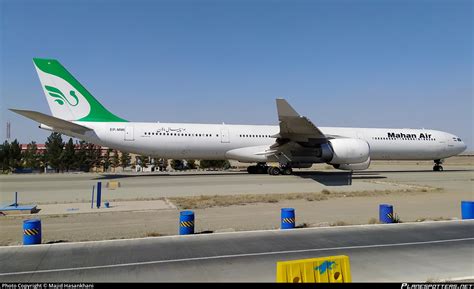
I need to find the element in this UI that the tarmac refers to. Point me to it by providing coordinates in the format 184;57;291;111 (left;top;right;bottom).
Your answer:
0;220;472;282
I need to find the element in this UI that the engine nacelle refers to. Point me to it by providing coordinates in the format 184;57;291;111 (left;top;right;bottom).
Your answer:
39;123;54;131
225;145;271;163
326;138;370;164
333;158;371;171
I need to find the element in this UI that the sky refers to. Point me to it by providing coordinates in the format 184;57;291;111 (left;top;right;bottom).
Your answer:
1;0;473;150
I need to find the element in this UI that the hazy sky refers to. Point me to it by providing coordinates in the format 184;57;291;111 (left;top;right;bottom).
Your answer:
1;0;472;150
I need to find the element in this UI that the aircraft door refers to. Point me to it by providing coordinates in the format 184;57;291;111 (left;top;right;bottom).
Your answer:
221;127;230;143
124;126;134;141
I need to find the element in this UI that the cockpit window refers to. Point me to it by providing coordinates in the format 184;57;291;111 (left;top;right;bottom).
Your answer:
457;138;462;141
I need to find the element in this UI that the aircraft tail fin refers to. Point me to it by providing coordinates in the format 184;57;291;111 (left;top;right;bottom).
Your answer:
33;58;127;122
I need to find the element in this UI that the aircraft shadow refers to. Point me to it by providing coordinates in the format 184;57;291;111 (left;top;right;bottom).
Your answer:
365;169;472;174
293;171;385;186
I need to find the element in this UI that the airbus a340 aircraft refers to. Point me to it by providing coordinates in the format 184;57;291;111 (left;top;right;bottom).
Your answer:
11;59;467;175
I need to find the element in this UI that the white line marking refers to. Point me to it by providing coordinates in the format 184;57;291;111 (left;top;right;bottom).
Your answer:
441;275;474;281
0;237;472;277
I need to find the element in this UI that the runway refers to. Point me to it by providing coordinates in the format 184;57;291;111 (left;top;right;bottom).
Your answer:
1;220;473;282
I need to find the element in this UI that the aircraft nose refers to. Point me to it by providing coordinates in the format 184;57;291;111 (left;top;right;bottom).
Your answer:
460;142;467;153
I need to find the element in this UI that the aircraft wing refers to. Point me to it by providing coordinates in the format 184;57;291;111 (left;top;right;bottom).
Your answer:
272;99;328;147
9;109;92;135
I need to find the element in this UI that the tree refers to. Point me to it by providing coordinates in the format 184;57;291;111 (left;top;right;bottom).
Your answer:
102;148;112;172
120;151;131;170
22;141;40;170
157;158;168;171
45;133;64;172
199;160;231;170
0;140;10;173
111;150;120;172
88;143;103;172
171;159;183;170
186;160;197;170
137;155;149;169
61;138;76;172
9;139;22;171
75;141;90;172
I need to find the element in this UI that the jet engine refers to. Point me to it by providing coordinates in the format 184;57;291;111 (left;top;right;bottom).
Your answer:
321;138;370;165
333;157;371;171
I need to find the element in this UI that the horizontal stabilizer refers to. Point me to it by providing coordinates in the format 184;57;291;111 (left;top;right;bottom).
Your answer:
9;109;92;134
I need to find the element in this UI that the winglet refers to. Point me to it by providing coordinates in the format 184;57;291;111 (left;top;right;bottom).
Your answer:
276;98;300;118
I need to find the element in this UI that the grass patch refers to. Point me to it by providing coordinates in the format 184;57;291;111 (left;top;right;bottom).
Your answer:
330;221;349;226
321;189;331;195
169;187;441;209
169;193;329;209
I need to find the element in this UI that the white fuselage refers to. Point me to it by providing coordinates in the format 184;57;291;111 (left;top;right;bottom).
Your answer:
60;122;466;162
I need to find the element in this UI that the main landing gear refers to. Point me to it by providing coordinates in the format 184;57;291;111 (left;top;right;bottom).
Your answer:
247;163;269;174
247;163;293;175
433;159;444;171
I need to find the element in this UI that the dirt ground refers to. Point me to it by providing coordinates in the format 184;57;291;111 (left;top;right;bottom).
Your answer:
0;157;472;246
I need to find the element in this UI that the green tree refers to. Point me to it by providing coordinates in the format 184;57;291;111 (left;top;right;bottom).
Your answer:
22;141;40;170
199;160;230;170
111;150;120;172
9;139;22;171
75;141;90;172
186;160;197;170
156;158;168;171
137;155;149;169
120;151;131;170
61;138;76;172
102;148;112;172
171;159;183;170
45;133;64;172
89;144;103;172
0;140;10;173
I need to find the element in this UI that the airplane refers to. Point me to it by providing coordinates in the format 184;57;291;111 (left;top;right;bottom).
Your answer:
10;58;467;175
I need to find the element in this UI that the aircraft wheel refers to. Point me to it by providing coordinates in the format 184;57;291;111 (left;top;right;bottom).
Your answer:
270;167;281;175
433;165;443;171
256;166;268;174
247;166;256;174
282;167;293;175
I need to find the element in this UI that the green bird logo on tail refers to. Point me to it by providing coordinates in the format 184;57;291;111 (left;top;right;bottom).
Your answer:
45;85;79;106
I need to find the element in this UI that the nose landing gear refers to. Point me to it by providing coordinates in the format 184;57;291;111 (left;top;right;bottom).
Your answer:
433;159;443;171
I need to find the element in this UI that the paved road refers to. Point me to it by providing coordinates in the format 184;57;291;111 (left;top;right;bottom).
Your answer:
0;220;472;282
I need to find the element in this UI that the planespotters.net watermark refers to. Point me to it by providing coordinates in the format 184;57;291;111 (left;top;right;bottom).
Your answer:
2;284;94;289
402;284;473;289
